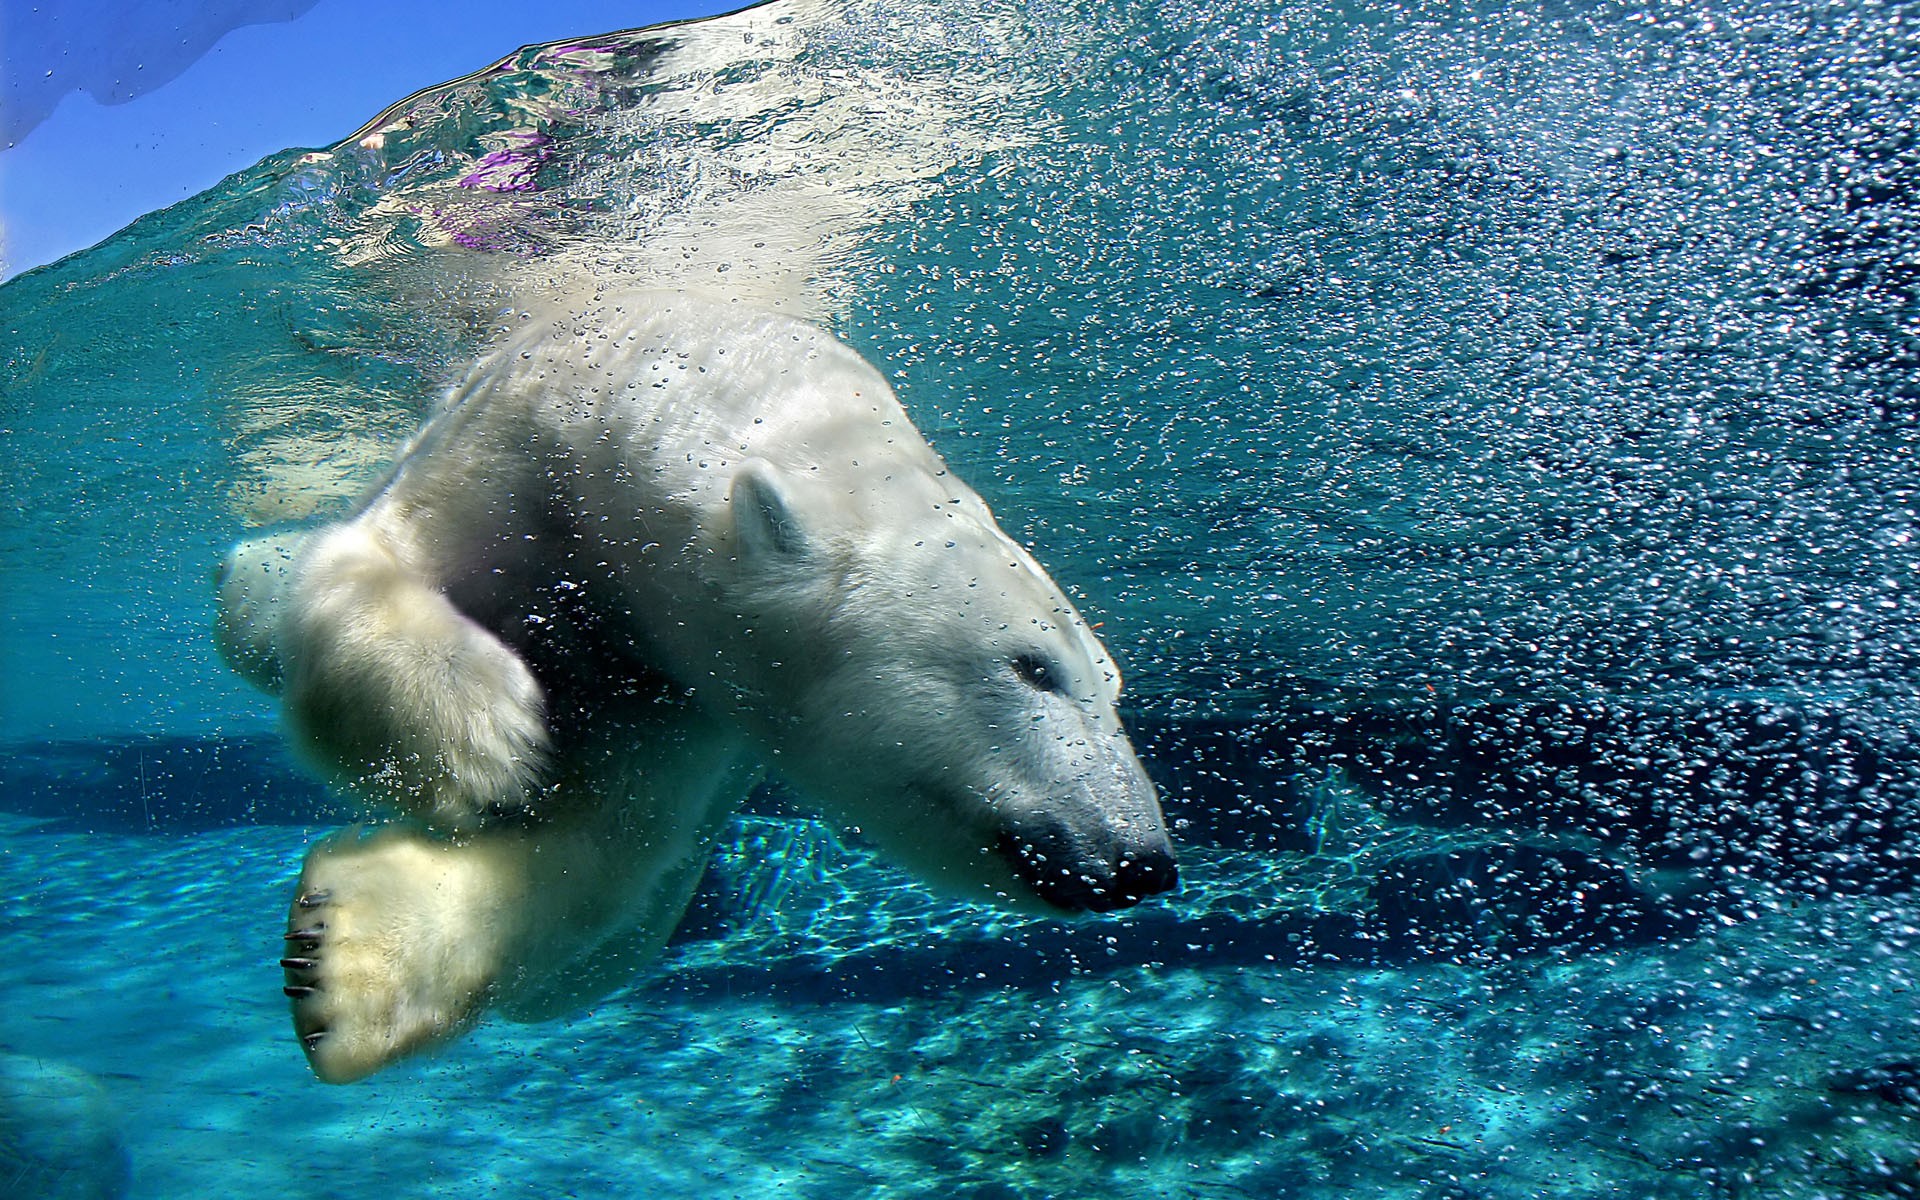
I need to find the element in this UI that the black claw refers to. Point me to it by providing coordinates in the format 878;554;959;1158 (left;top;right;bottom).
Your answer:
279;957;316;971
295;890;332;908
302;1031;326;1051
284;926;324;940
283;985;317;999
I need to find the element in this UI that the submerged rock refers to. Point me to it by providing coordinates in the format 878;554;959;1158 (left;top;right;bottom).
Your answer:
0;1053;129;1200
1831;1061;1920;1107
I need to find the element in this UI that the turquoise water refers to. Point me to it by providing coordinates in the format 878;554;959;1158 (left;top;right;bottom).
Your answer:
4;0;1919;1195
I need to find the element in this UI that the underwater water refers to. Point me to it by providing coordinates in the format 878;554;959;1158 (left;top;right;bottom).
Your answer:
3;0;1920;1194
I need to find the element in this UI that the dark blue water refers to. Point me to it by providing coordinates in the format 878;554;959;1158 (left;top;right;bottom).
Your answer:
4;0;1919;1195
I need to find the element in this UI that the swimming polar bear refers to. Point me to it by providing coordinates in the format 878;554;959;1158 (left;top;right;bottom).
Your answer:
215;291;1174;1083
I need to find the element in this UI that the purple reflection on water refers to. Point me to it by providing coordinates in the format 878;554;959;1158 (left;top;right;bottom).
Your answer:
458;131;554;193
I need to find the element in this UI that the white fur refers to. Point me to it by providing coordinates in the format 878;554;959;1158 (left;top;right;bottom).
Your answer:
220;291;1172;1083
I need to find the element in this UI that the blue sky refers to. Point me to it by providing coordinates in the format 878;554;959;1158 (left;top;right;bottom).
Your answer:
0;0;732;279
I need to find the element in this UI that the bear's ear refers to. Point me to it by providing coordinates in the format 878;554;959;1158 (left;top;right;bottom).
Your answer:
730;459;807;560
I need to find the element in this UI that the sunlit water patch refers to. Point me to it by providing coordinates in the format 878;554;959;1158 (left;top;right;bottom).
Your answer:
4;0;1920;1196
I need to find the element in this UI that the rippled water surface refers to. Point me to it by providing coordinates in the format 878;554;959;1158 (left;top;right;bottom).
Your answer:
3;0;1919;1196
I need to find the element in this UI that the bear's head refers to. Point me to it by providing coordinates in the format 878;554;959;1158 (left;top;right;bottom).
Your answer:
712;457;1177;915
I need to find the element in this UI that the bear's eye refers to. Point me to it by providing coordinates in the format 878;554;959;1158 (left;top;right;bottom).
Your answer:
1011;652;1067;695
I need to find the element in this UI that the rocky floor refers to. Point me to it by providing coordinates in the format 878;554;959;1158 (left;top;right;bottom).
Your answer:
2;810;1917;1200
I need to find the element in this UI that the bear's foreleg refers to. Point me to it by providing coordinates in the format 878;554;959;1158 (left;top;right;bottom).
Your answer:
279;710;756;1084
278;523;550;831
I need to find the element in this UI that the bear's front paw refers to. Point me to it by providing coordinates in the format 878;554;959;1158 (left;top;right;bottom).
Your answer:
283;566;552;830
413;634;550;829
280;827;508;1083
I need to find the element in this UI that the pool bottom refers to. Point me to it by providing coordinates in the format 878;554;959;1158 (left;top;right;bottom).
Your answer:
2;812;1915;1200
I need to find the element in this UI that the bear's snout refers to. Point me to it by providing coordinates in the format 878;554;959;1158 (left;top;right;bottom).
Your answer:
995;819;1178;914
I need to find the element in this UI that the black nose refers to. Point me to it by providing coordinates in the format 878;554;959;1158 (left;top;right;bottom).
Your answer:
997;826;1179;913
1111;844;1178;905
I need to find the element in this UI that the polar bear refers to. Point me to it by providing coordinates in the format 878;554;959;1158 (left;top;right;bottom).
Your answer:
215;291;1174;1083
